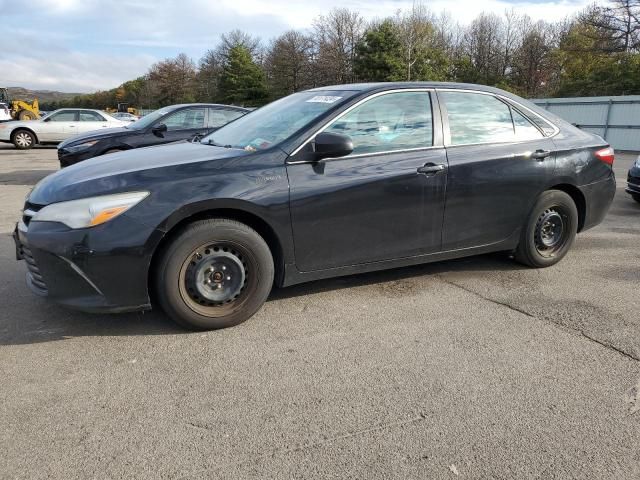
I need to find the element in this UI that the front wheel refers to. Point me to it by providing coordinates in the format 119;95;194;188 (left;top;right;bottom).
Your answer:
12;129;35;149
155;219;274;330
632;194;640;204
515;190;578;268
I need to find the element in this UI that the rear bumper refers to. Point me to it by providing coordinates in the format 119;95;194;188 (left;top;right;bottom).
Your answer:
14;214;163;313
579;173;616;231
626;170;640;196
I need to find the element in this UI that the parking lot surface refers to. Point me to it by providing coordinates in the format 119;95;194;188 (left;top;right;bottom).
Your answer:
0;144;639;478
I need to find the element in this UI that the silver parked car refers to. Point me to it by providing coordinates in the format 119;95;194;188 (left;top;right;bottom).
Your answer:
0;108;128;149
109;112;140;122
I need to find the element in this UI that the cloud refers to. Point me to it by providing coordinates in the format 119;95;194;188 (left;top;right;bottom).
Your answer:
0;0;593;93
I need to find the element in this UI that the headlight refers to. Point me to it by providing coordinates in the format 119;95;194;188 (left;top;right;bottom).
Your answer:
64;139;99;152
635;156;640;168
31;191;149;229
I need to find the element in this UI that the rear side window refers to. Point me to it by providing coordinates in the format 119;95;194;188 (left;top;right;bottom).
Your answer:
440;92;515;145
208;108;244;128
512;108;543;140
79;111;106;122
324;91;433;155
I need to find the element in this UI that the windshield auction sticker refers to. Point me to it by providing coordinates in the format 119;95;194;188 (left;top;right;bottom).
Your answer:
306;96;343;103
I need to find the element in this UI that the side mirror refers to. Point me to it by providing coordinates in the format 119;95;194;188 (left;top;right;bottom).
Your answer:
152;123;168;136
313;132;353;161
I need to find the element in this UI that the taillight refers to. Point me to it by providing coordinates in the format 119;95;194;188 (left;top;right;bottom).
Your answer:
595;147;615;166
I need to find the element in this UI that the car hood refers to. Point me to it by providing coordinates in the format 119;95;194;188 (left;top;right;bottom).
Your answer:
29;141;252;205
58;126;132;147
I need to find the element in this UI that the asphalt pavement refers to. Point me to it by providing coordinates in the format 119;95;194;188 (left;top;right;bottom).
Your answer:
0;143;638;479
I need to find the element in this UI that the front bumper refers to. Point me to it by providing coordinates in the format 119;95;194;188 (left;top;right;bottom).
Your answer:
14;213;163;313
626;168;640;196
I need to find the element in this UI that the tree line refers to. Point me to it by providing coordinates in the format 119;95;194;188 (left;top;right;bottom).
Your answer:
42;0;640;111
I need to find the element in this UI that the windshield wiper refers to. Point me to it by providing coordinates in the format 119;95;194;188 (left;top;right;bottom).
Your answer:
206;139;233;148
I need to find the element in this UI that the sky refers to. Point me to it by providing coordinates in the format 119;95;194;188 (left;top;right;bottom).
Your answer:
0;0;593;93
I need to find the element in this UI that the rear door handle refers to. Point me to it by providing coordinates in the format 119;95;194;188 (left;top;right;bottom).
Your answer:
531;149;551;160
417;163;446;176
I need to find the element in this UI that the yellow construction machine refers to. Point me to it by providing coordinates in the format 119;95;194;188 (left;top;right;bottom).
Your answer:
106;102;140;116
0;87;40;120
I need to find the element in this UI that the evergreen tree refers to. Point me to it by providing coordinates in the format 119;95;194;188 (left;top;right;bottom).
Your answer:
218;45;269;106
354;20;405;81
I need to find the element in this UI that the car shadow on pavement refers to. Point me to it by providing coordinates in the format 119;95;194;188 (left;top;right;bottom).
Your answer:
269;252;523;301
0;170;57;185
1;252;523;346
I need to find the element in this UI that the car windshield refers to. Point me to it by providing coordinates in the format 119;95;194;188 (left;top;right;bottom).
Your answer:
201;90;358;151
125;108;173;130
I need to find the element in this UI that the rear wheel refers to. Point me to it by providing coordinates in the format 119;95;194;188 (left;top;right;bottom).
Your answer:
515;190;578;268
155;219;274;330
632;194;640;204
17;110;37;120
12;129;35;149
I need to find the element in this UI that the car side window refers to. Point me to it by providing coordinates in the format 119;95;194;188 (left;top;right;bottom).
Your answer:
208;108;244;128
512;107;543;140
163;108;206;131
441;91;518;145
48;111;77;122
79;111;106;122
324;91;433;155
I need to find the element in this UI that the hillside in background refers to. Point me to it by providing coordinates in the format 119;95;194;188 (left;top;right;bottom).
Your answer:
6;87;83;105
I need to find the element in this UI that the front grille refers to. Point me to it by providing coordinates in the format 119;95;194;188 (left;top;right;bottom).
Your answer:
21;245;48;293
22;201;44;227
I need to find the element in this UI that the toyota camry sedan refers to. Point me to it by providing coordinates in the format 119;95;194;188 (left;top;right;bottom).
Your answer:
14;82;616;330
0;109;128;149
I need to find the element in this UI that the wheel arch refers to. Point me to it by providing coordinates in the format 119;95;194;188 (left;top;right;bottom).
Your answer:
148;204;286;294
548;183;586;232
11;126;39;144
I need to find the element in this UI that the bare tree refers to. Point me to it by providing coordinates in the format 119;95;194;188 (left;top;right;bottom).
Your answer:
584;0;640;52
313;8;365;84
512;18;555;96
265;30;315;95
147;53;197;105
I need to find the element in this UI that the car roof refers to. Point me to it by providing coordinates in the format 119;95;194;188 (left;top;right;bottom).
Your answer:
306;81;515;94
306;81;558;124
163;103;249;111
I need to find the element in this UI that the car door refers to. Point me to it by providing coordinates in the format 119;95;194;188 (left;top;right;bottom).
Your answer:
437;90;557;251
38;110;78;141
286;90;447;272
147;107;207;146
77;110;110;134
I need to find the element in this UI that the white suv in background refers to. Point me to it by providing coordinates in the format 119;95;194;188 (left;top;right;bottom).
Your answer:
0;103;11;122
0;108;128;149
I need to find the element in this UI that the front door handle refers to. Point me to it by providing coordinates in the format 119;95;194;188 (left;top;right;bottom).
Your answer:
417;163;446;176
531;149;551;160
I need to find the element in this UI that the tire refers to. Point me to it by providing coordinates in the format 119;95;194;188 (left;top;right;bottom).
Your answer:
12;129;35;150
515;190;578;268
632;194;640;204
17;110;37;120
155;219;274;330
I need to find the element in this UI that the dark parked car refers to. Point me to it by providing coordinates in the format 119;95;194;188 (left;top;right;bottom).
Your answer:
15;82;616;330
57;103;248;167
626;155;640;203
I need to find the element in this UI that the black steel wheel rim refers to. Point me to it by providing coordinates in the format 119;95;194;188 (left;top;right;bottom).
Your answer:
534;207;567;257
178;241;254;317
